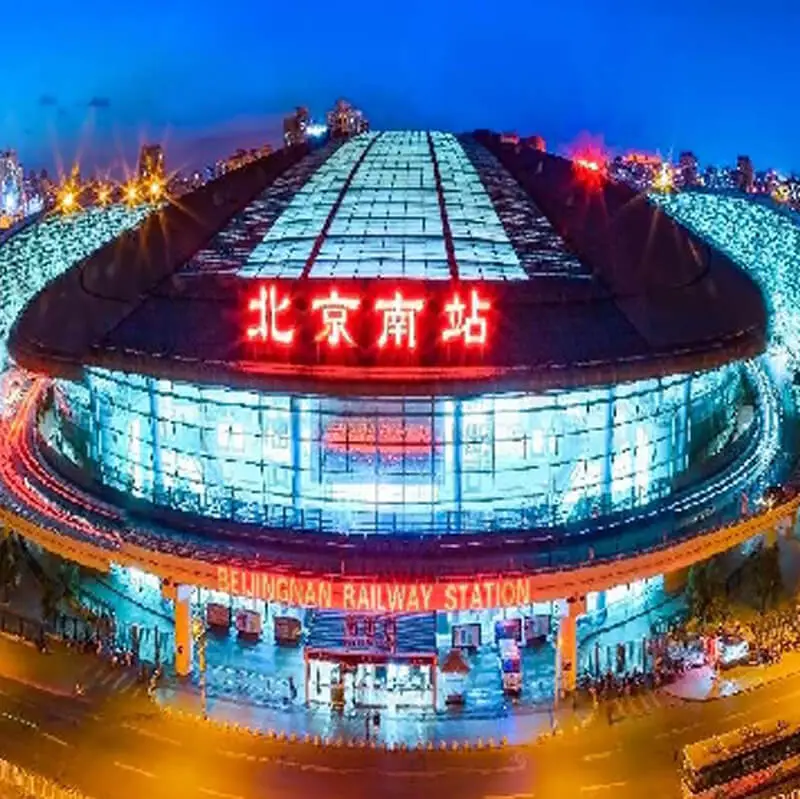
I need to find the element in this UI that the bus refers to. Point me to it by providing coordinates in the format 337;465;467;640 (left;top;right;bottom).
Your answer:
681;715;800;797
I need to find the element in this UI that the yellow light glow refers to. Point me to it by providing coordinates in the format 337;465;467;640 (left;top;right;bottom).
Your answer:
653;164;674;193
96;187;110;205
773;185;790;204
59;189;77;212
124;184;139;204
148;179;163;199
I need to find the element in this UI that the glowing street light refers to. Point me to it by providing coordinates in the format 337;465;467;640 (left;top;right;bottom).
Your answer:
653;164;674;193
773;184;790;204
148;179;163;201
124;182;139;205
192;615;208;719
58;188;77;214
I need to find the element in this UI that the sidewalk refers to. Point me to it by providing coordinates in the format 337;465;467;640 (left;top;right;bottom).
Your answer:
663;651;800;702
0;634;99;699
0;629;585;746
156;680;594;746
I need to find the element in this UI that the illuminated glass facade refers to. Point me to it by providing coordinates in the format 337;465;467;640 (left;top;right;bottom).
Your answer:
0;206;153;364
654;192;800;363
47;364;743;536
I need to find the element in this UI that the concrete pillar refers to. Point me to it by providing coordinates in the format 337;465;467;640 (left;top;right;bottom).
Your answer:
764;526;779;547
664;567;689;595
174;584;193;678
557;596;586;694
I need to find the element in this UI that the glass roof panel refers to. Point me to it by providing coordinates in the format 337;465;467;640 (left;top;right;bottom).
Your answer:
184;147;333;275
312;131;451;280
237;134;377;279
458;138;589;277
224;131;580;282
430;131;527;280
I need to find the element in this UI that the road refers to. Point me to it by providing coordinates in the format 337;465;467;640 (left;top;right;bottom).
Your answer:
2;638;800;798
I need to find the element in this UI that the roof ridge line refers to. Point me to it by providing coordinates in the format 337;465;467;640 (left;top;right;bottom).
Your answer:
426;131;459;281
300;133;382;280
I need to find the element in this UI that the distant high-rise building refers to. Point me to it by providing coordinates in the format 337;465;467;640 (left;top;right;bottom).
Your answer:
0;150;23;216
678;151;699;188
705;165;736;191
326;99;369;140
522;135;546;152
762;169;780;195
736;155;754;193
224;145;272;172
138;144;166;182
283;107;310;147
609;153;661;192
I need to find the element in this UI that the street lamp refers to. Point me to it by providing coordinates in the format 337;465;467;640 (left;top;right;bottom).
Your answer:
192;615;208;720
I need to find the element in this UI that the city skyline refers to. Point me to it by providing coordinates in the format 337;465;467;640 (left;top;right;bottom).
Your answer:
2;0;799;175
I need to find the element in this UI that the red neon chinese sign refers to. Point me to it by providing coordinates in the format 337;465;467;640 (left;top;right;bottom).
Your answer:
374;291;425;350
311;289;360;347
244;283;492;354
246;285;294;345
442;289;490;345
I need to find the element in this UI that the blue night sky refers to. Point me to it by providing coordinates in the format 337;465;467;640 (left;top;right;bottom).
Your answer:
2;0;798;176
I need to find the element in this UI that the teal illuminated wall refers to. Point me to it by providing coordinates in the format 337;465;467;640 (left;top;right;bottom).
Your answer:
653;192;800;361
0;206;154;364
48;364;742;536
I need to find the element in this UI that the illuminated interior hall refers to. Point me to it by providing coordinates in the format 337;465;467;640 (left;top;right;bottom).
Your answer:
0;129;795;718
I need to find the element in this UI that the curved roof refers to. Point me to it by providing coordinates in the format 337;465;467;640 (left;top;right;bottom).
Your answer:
9;131;767;394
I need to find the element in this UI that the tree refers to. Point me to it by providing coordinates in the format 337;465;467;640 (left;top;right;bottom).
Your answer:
40;579;62;625
0;532;21;604
56;562;79;599
753;543;783;612
686;558;727;625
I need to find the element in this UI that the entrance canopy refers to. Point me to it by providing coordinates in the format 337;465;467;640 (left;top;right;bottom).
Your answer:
305;648;436;667
305;610;436;665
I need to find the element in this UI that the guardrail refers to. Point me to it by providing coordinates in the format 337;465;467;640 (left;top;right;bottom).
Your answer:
0;758;93;799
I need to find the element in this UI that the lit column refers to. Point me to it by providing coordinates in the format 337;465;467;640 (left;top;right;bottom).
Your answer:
602;387;614;514
452;400;463;527
174;584;193;678
147;377;163;500
594;590;607;624
431;656;438;711
557;596;586;695
290;396;302;505
304;653;310;707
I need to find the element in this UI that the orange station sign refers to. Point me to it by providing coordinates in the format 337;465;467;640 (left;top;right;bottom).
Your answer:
217;567;537;612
